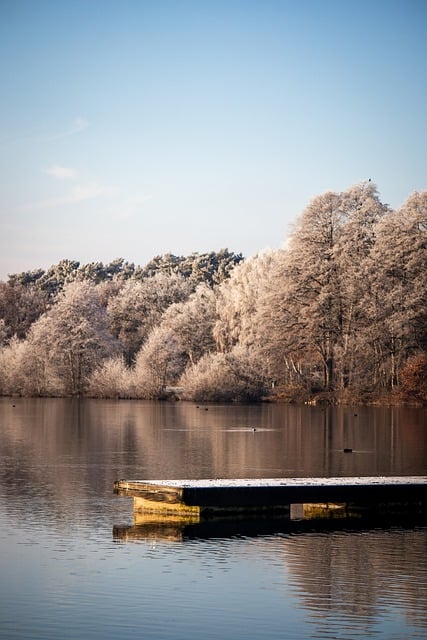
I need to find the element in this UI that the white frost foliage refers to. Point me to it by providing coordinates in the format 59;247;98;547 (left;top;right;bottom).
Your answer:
87;355;134;398
180;346;266;402
0;336;54;396
27;281;119;395
106;273;193;362
0;338;28;394
133;324;184;398
214;250;279;351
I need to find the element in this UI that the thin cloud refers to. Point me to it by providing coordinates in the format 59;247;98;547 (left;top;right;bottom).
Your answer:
0;117;90;148
49;116;89;140
44;165;78;180
22;183;118;210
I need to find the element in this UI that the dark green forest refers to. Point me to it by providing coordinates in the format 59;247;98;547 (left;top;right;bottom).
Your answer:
1;183;426;404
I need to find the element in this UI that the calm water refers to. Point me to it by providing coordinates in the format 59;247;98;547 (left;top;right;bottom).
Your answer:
0;398;426;640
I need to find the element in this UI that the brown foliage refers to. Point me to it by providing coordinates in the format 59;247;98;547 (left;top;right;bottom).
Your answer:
396;354;427;403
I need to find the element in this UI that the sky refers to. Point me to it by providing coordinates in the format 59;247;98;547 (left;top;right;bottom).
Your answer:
0;0;426;280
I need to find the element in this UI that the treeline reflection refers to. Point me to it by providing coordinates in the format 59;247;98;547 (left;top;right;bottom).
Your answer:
113;520;427;635
0;398;426;529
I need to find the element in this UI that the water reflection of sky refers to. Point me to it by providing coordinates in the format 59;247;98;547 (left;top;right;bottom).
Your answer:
1;521;426;640
0;398;426;640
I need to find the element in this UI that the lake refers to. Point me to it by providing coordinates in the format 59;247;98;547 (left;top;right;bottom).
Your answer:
0;398;426;640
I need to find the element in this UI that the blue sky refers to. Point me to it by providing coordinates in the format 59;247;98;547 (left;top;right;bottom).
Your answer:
0;0;426;279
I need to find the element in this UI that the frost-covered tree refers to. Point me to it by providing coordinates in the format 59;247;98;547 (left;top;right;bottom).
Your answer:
0;334;51;396
180;347;266;402
368;191;427;388
132;284;217;396
0;319;8;346
133;324;185;398
37;259;81;295
0;337;29;395
213;251;278;352
27;282;119;396
255;183;391;394
391;191;427;353
138;249;243;286
162;283;217;365
1;184;424;403
107;273;193;364
260;191;345;391
333;182;389;389
0;281;48;340
87;355;135;398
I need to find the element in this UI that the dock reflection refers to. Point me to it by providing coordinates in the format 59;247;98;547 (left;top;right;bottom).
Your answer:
113;510;427;543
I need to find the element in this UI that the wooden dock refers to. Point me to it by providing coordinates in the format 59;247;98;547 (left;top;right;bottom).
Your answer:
114;476;427;518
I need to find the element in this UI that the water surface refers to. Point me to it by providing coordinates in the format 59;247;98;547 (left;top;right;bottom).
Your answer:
0;398;426;639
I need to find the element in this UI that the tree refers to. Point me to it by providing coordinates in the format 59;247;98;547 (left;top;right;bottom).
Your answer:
0;281;48;340
368;191;427;388
37;259;81;295
0;320;7;346
132;284;218;397
27;282;119;396
138;249;243;286
161;283;217;366
87;355;134;398
258;191;345;391
0;337;30;395
107;273;193;364
397;353;427;403
213;251;277;353
254;183;392;396
133;324;186;398
333;182;389;390
180;347;267;402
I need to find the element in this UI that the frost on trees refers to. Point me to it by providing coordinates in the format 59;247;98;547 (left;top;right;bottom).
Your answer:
27;282;119;396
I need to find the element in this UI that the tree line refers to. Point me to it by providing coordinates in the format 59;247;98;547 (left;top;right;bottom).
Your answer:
0;183;425;404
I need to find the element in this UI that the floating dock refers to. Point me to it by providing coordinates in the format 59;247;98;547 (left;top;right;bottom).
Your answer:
114;476;427;518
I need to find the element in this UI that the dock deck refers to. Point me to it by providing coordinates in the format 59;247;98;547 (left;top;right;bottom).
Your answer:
114;476;427;517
